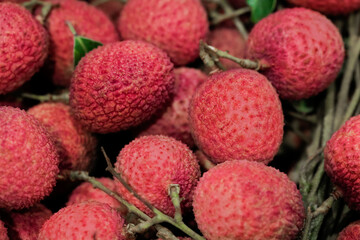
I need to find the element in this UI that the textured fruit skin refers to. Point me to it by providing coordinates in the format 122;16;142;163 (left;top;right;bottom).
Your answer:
193;160;305;240
46;0;118;86
189;69;284;164
247;8;344;100
287;0;360;15
8;204;52;240
28;102;97;171
324;115;360;211
139;68;207;147
337;221;360;240
0;3;48;94
208;28;246;70
0;220;8;240
70;40;175;134
118;0;209;65
38;202;126;240
0;107;59;210
114;135;200;217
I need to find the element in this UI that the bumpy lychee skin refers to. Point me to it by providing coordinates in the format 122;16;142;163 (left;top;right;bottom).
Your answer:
287;0;360;15
324;115;360;211
46;0;118;86
337;221;360;240
114;135;200;217
247;8;344;100
38;202;126;240
118;0;209;65
139;68;207;147
189;69;284;164
193;160;305;240
208;28;246;70
70;40;174;134
28;102;97;171
0;220;8;240
0;107;59;210
0;3;49;94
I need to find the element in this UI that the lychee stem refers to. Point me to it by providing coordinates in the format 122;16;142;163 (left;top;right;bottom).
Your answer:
169;184;183;223
211;6;251;25
22;91;69;103
91;0;127;6
341;68;360;126
199;40;223;73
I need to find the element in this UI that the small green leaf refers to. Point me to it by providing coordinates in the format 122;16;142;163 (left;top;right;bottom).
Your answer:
73;36;103;67
292;99;314;114
246;0;277;23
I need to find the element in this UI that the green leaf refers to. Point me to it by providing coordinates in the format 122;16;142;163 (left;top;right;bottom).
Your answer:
73;36;103;67
292;99;314;114
246;0;277;23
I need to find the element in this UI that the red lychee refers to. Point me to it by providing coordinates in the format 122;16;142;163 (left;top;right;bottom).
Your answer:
337;220;360;240
193;160;305;240
46;0;119;86
138;67;207;147
70;40;175;134
114;135;200;217
0;2;48;94
287;0;360;15
247;8;344;100
38;202;126;240
28;102;97;171
0;106;59;210
189;69;284;164
324;115;360;211
118;0;209;65
0;220;8;240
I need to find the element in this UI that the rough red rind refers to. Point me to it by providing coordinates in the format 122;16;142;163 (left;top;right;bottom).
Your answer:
38;202;126;240
0;220;8;240
189;69;284;164
28;102;97;171
0;106;59;210
70;40;175;134
247;8;344;100
139;68;207;147
208;28;246;69
193;160;305;240
114;135;201;217
337;220;360;240
46;0;118;86
118;0;209;65
0;2;49;94
324;115;360;211
287;0;360;15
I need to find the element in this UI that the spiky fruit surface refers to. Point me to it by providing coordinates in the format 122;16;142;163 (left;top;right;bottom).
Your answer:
114;135;200;217
28;102;97;171
46;0;118;86
193;160;305;240
8;204;52;240
118;0;208;65
0;3;48;94
189;69;283;164
337;221;360;240
0;220;8;240
324;115;360;211
0;107;59;210
139;68;207;147
247;8;344;100
70;40;174;134
287;0;360;15
38;202;126;240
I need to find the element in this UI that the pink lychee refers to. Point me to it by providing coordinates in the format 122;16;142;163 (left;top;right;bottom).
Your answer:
287;0;360;15
337;220;360;240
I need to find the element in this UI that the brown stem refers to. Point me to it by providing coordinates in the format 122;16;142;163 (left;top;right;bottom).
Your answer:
211;6;251;25
199;40;221;73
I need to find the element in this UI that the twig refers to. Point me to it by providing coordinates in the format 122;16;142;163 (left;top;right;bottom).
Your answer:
169;184;183;223
155;226;180;240
211;6;251;25
22;91;69;103
199;41;221;73
322;83;336;146
287;111;317;124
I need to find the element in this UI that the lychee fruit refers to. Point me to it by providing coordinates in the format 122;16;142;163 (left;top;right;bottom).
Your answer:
138;67;207;147
337;220;360;240
247;8;344;100
89;0;124;22
189;69;284;164
117;0;209;65
114;135;200;217
0;2;49;94
324;115;360;211
28;102;97;171
38;202;126;240
0;106;59;210
0;220;8;240
193;160;305;240
45;0;119;86
70;40;175;134
287;0;360;15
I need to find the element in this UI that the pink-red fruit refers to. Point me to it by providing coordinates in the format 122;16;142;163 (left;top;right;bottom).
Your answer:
337;220;360;240
287;0;360;15
193;160;305;240
247;8;344;100
70;40;174;133
189;69;283;164
118;0;209;65
0;220;8;240
0;3;48;94
0;107;59;210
